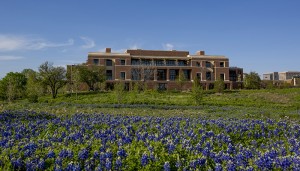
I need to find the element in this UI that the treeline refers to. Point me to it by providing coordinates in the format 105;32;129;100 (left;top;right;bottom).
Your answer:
0;62;104;102
0;61;270;103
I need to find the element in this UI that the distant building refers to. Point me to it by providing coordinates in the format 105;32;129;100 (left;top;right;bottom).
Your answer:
292;75;300;86
263;72;279;80
279;71;300;80
71;48;243;90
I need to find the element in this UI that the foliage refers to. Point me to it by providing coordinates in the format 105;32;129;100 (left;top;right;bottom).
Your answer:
0;72;27;101
67;65;81;99
1;110;300;170
38;61;66;99
191;76;204;105
244;72;261;89
214;78;225;93
22;69;44;103
114;81;125;104
72;65;105;91
176;70;186;91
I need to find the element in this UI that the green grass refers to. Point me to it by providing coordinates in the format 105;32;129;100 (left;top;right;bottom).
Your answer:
1;88;300;120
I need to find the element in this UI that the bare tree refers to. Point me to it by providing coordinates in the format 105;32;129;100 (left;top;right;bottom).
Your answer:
131;60;156;90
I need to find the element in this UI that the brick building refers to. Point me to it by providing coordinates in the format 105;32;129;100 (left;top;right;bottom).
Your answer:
83;48;243;90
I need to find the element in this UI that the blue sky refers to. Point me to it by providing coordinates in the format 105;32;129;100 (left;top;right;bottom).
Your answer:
1;1;300;78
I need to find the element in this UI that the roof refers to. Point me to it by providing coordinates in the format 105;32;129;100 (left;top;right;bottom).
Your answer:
188;55;228;60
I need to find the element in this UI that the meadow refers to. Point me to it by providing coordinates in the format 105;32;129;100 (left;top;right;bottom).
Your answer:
1;88;300;170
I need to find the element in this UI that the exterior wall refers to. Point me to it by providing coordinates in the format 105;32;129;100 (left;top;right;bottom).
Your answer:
279;72;300;80
263;74;273;80
81;48;243;90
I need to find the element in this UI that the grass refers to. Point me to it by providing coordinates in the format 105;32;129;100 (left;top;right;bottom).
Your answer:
1;88;300;120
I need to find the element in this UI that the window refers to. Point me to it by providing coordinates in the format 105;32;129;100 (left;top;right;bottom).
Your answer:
157;69;167;80
106;59;112;66
158;83;167;91
144;69;154;80
166;60;176;66
178;60;187;66
183;70;191;80
220;62;224;67
120;72;125;80
206;61;211;68
220;74;225;80
106;70;113;80
93;59;99;65
141;59;152;65
196;73;202;80
169;69;177;81
155;60;164;66
131;59;140;65
206;72;211;80
120;59;126;65
196;62;201;67
131;69;140;80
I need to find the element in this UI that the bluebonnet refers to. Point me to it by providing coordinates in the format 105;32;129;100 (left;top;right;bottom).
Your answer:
117;148;127;158
215;163;223;171
78;148;89;161
47;149;56;158
115;157;122;169
37;158;45;170
141;153;148;166
164;161;170;171
105;158;112;170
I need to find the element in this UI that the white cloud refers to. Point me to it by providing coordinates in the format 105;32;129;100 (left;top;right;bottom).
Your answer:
162;43;174;50
0;55;24;61
0;34;74;51
129;44;139;49
28;39;74;50
80;37;95;49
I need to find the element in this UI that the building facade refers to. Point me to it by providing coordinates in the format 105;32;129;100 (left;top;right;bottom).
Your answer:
263;72;279;80
84;48;243;90
278;71;300;80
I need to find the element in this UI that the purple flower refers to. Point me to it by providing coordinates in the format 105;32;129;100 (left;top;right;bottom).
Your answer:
105;158;112;170
141;153;148;166
115;157;122;169
78;148;89;161
164;161;170;171
47;150;56;158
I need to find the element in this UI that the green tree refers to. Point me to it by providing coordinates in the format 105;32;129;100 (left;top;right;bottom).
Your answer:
39;61;66;99
214;77;225;93
191;76;203;105
114;81;125;104
22;69;44;102
176;70;186;91
244;72;261;89
129;82;139;104
0;72;27;102
66;65;81;99
75;65;105;91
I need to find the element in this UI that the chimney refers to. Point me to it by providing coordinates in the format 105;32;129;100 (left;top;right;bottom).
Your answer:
196;50;205;55
105;48;111;53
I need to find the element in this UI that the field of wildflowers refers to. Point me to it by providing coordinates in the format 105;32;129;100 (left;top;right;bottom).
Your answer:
1;110;300;170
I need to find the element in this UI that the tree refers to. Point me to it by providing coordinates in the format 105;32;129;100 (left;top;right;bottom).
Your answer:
191;76;203;105
214;78;225;93
75;65;105;91
131;62;155;91
66;65;81;99
0;72;27;102
22;69;44;102
176;69;186;91
39;61;66;99
114;81;125;104
244;72;261;89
